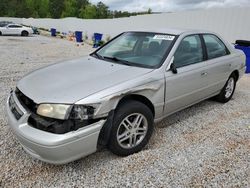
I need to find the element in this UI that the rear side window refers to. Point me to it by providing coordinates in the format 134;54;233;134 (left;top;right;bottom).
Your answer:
174;35;203;68
203;34;229;59
8;25;22;28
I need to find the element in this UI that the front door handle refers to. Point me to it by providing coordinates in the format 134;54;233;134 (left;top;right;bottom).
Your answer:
201;72;208;76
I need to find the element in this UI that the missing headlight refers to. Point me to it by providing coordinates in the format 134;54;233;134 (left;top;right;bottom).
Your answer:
69;105;95;120
28;113;101;134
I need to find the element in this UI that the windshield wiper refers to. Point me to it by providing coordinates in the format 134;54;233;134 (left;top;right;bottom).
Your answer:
91;53;134;66
91;52;104;60
102;56;133;66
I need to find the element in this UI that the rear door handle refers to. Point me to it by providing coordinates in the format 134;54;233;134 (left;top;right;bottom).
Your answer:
201;72;208;76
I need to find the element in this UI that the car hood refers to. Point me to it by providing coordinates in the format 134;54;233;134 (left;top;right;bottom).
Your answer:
17;56;153;104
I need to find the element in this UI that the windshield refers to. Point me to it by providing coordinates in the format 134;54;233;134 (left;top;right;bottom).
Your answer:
93;32;176;68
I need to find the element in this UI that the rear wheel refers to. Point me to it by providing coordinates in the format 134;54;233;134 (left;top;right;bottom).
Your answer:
215;74;236;103
108;100;154;156
0;31;2;36
21;30;28;36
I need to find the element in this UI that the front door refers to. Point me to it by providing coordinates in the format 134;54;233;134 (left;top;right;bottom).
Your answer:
164;34;208;115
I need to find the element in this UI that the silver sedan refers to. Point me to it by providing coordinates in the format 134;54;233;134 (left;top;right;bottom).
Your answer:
6;28;246;164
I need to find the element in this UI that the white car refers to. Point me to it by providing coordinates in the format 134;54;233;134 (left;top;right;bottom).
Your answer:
0;24;33;36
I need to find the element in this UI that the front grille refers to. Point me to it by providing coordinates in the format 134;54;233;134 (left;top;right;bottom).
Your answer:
15;88;37;112
9;93;24;120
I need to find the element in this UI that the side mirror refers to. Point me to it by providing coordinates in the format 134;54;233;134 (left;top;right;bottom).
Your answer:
170;63;178;74
167;56;178;74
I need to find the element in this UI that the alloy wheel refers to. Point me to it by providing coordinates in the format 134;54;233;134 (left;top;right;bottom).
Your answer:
116;113;148;149
225;77;235;98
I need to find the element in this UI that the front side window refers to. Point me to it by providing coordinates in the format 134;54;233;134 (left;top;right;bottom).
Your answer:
203;34;228;59
94;32;176;68
174;35;203;68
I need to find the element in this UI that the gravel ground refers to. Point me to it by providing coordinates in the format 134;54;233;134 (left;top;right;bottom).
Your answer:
0;35;249;188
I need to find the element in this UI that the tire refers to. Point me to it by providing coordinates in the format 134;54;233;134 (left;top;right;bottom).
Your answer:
108;100;154;156
21;31;29;36
0;31;2;36
215;74;237;103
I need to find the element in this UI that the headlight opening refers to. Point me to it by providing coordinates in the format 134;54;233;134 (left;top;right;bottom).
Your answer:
70;105;95;120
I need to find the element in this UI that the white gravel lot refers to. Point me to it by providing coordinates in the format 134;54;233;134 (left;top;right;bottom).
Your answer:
0;35;250;188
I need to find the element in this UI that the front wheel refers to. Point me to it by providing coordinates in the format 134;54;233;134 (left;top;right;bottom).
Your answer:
108;100;154;156
215;74;236;103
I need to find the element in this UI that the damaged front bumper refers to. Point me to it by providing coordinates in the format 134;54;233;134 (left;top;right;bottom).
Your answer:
6;92;106;164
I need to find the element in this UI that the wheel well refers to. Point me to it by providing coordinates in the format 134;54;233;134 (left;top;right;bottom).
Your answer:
231;70;239;81
98;94;155;148
116;94;155;117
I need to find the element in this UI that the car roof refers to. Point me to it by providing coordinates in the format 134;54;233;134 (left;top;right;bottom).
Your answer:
129;28;212;35
8;23;21;25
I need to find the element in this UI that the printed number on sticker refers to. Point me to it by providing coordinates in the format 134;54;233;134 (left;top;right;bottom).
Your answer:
153;35;175;40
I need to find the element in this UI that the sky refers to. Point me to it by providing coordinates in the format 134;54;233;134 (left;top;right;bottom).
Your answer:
90;0;250;12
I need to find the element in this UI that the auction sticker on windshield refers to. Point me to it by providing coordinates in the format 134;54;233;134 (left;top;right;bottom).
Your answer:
153;35;175;40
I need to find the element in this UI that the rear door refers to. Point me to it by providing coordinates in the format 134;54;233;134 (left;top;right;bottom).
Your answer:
201;34;232;95
164;34;209;115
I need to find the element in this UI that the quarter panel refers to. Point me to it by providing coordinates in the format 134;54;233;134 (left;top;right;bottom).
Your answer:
76;70;166;119
204;55;233;95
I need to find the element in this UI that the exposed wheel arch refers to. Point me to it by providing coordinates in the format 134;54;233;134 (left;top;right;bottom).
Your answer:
231;70;239;82
215;73;237;103
98;94;155;148
116;94;155;118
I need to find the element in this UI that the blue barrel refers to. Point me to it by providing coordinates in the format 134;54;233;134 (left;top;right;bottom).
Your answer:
235;44;250;73
51;28;56;37
75;31;83;43
93;33;103;48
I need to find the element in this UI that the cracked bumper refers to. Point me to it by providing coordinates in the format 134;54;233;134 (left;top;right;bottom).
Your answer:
6;93;105;164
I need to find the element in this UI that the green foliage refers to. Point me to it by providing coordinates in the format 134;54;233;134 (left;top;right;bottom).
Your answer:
0;0;152;19
79;4;97;19
76;0;89;16
49;0;65;18
39;0;50;18
96;2;109;19
98;40;105;46
61;0;77;17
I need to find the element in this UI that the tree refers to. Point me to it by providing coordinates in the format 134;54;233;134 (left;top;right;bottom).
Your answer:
24;0;36;17
96;1;109;19
0;0;9;16
76;0;89;17
76;0;89;9
61;0;77;17
49;0;65;18
79;4;97;19
38;0;50;18
0;0;152;19
5;0;19;17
